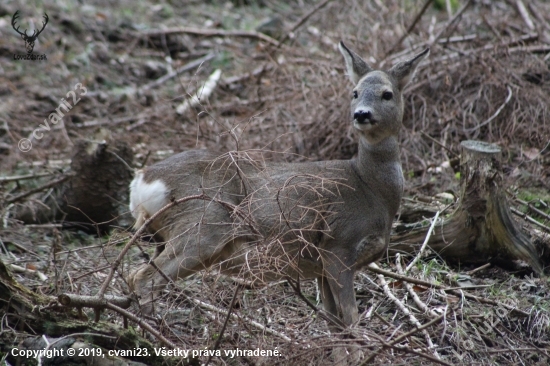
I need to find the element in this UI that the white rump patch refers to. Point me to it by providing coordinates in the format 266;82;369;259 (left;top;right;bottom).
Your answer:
129;171;169;222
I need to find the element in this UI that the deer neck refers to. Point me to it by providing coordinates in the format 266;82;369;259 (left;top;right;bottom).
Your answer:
353;135;403;207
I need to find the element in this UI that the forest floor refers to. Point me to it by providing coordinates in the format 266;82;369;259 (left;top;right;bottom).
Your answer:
1;0;550;365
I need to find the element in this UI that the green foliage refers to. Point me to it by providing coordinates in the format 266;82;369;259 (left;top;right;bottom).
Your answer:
418;258;446;283
433;0;460;12
212;51;233;70
517;189;550;216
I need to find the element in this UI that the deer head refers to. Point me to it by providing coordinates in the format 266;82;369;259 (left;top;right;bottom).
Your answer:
12;10;49;54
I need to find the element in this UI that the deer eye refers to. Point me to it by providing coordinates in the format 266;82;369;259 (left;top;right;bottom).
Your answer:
382;91;393;100
352;91;358;99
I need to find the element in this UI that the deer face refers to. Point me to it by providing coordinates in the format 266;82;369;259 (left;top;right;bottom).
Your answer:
339;42;429;144
350;71;404;143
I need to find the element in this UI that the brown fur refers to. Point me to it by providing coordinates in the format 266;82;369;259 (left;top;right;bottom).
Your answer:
127;43;429;333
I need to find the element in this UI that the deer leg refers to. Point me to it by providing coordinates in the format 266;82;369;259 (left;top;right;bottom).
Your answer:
127;237;209;315
128;205;238;314
323;260;358;326
318;276;339;328
323;259;362;364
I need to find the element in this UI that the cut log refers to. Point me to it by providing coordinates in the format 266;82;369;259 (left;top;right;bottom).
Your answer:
391;140;544;274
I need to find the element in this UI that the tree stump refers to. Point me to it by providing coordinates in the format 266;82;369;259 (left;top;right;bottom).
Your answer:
391;140;544;274
58;135;133;233
13;129;134;234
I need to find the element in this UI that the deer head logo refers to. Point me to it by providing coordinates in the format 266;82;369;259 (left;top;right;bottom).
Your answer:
12;11;49;54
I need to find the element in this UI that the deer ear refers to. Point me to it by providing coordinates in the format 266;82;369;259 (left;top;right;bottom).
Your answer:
388;48;429;89
339;41;373;84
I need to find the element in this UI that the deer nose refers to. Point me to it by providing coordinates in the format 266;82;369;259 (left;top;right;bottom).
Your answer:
354;110;372;124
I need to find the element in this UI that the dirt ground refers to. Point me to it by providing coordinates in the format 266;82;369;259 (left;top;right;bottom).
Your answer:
1;0;550;365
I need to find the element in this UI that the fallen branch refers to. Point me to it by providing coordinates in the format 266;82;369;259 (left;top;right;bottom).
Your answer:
176;69;222;115
141;52;216;92
6;175;71;204
515;0;535;30
510;194;550;222
371;263;440;359
58;293;131;309
205;284;242;366
73;115;140;128
104;302;178;349
405;211;441;272
191;296;292;342
142;27;279;46
366;264;530;317
361;313;447;365
385;0;434;57
274;0;335;49
396;255;439;318
510;207;550;233
0;172;54;182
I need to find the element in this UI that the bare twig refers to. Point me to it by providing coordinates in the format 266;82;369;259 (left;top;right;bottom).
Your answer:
396;255;439;318
73;115;141;128
0;172;54;182
286;276;346;331
6;175;71;204
191;296;292;342
104;302;178;348
515;0;535;30
511;194;550;222
511;206;550;233
420;131;458;157
141;52;216;92
385;0;434;57
405;210;440;272
371;263;440;359
430;0;474;45
274;0;336;50
205;284;242;366
96;194;209;298
2;240;39;257
366;264;530;317
361;311;447;365
438;34;477;44
142;27;278;46
466;263;491;275
466;85;513;132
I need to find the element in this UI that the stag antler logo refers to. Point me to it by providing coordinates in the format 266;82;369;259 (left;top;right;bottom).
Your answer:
12;10;49;54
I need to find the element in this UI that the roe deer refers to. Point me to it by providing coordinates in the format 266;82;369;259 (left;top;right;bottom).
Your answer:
127;43;429;331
